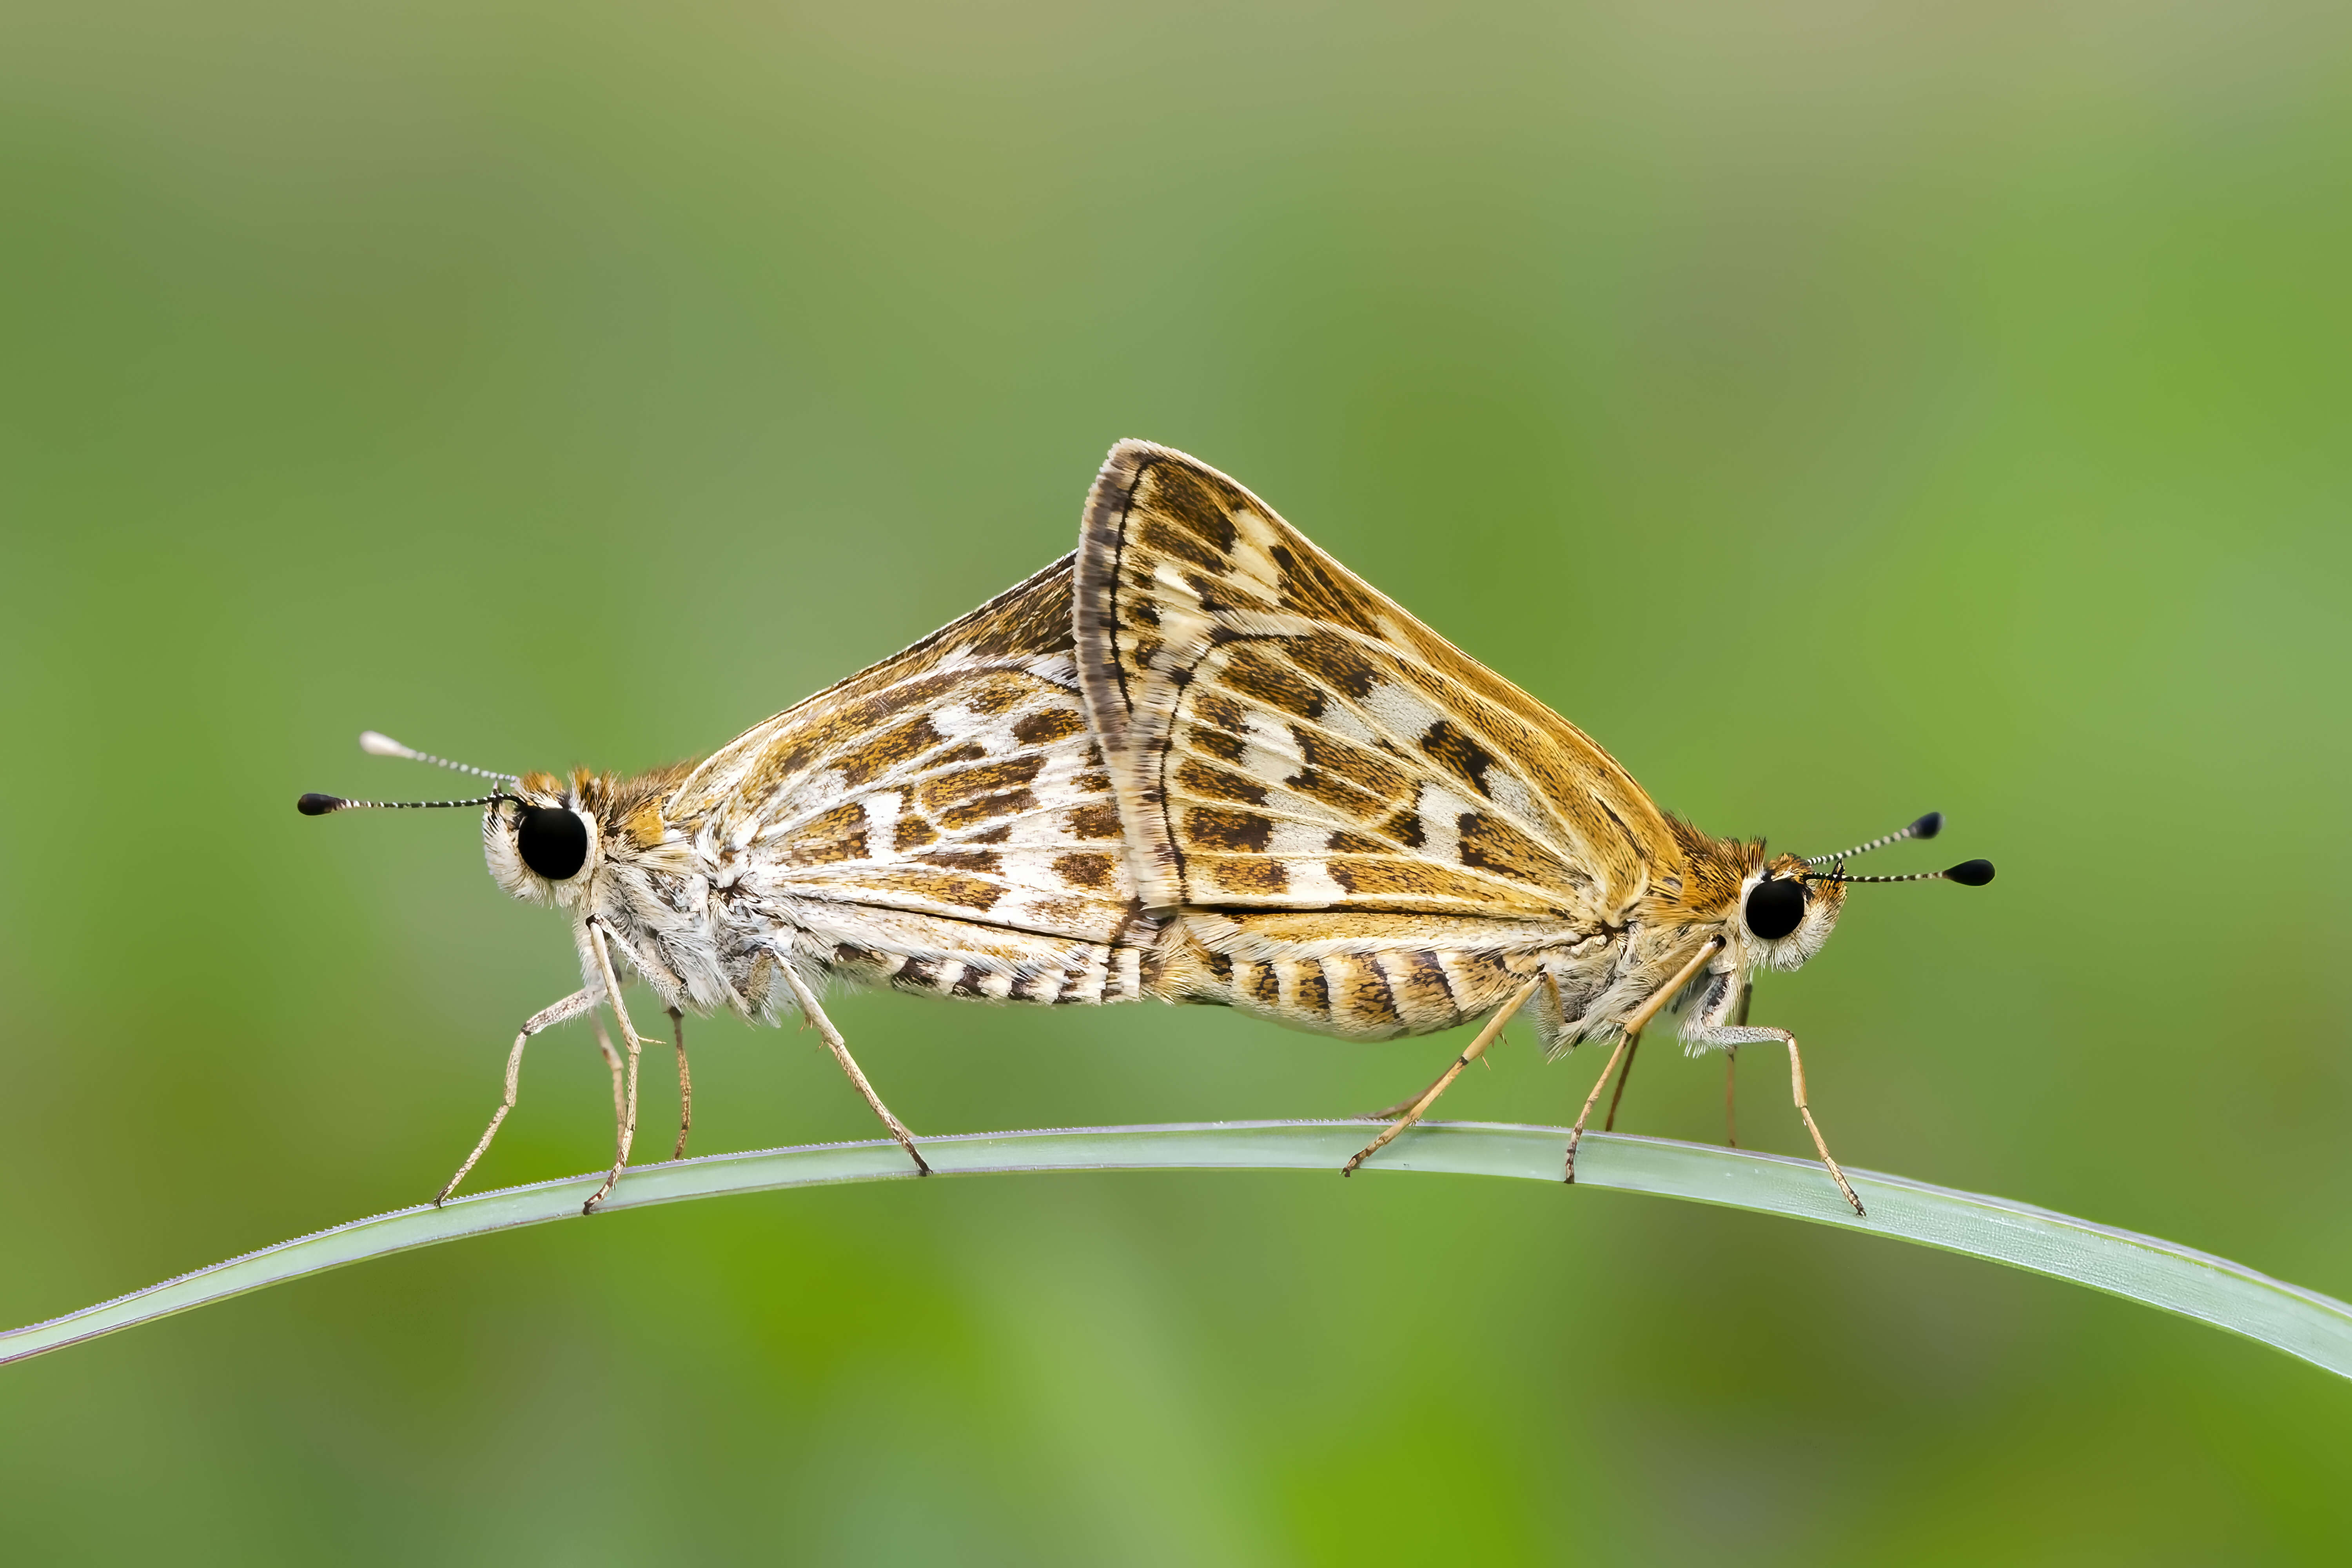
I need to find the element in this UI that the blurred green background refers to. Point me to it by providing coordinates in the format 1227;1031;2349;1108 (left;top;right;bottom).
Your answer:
4;0;2349;1560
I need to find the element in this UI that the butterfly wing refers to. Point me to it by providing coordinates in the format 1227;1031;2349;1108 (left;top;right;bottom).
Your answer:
664;555;1138;950
1075;441;1681;935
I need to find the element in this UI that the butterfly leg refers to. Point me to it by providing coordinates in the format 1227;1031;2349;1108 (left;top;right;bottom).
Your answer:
668;1007;692;1161
1724;1049;1739;1148
1565;938;1721;1185
1359;1089;1430;1122
1562;1034;1634;1185
1724;988;1747;1147
586;1011;629;1209
1683;1024;1864;1216
1602;1036;1640;1132
779;964;931;1176
583;918;662;1214
434;986;599;1206
1343;979;1541;1176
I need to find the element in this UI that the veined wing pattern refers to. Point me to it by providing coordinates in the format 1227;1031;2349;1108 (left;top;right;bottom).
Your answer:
1073;440;1731;1045
408;552;1163;1206
629;554;1156;1014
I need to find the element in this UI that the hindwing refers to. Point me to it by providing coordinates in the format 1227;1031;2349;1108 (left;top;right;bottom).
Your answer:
1074;440;1681;933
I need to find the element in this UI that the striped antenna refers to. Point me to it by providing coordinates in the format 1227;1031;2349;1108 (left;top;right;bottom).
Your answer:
1804;859;1996;887
298;792;511;816
1803;811;1942;867
359;731;519;785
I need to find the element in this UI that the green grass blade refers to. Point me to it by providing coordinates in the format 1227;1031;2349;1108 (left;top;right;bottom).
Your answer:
7;1121;2347;1377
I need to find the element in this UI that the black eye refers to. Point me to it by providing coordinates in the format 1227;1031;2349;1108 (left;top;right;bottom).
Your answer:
1744;876;1806;941
517;807;589;881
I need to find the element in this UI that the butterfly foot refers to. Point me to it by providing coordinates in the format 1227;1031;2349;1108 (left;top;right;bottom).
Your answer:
581;1168;622;1215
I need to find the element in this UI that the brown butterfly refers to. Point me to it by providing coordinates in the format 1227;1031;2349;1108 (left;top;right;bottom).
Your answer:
301;556;1158;1210
1073;440;1993;1213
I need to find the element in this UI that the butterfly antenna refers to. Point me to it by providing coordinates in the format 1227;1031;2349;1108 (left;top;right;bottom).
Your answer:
1802;811;1942;866
297;792;511;816
1804;859;1996;887
298;733;521;816
358;731;519;785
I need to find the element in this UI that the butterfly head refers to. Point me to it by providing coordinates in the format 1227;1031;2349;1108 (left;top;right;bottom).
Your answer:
297;732;617;911
1735;853;1847;973
483;772;604;909
1730;810;1995;974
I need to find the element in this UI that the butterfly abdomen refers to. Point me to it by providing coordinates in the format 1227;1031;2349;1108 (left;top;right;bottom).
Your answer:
807;924;1157;1009
1151;934;1541;1041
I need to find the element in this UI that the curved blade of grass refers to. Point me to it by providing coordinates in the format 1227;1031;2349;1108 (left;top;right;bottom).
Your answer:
6;1121;2347;1377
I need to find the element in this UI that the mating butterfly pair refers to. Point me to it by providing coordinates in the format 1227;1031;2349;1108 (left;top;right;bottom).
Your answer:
303;441;1989;1213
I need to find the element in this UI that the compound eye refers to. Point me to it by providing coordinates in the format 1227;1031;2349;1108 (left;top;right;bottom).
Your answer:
517;807;590;881
1744;876;1806;941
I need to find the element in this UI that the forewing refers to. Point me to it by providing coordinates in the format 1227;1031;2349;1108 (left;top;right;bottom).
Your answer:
669;553;1079;822
667;556;1138;945
1074;441;1677;929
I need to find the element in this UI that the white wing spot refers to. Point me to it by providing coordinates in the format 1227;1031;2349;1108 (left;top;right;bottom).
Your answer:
1234;707;1325;812
1418;783;1470;866
1315;701;1378;747
1286;860;1348;904
1485;770;1540;830
862;790;904;857
1361;681;1445;746
1226;508;1286;603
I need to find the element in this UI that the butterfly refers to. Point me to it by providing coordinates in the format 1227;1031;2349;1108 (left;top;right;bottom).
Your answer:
301;555;1159;1210
1072;439;1993;1213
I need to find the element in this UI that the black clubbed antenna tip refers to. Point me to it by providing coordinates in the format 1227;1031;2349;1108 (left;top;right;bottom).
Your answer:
1911;811;1943;840
297;793;348;816
1944;858;1995;886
